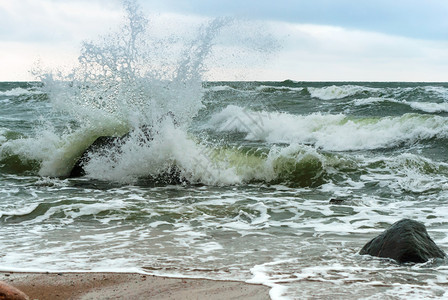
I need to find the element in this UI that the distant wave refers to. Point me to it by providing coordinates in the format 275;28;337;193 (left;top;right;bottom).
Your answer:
206;85;238;92
205;83;448;105
353;97;448;113
306;85;448;102
424;86;448;100
255;85;304;93
407;101;448;113
308;85;376;100
207;105;448;151
205;84;303;94
0;87;43;97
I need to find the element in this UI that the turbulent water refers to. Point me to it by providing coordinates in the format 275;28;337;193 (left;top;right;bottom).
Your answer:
2;2;448;299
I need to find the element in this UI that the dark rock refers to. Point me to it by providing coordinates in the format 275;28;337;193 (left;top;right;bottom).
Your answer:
0;280;30;300
69;133;184;183
68;112;181;180
359;219;446;264
69;136;122;177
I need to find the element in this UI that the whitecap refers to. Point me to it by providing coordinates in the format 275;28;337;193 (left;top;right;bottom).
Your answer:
308;85;377;100
0;87;43;97
408;101;448;113
208;105;448;151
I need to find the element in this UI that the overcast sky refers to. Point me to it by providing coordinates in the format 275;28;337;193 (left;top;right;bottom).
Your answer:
1;0;447;81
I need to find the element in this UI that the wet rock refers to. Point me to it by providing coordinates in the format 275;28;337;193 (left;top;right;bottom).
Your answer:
69;113;177;178
359;219;446;264
68;135;184;184
68;134;183;183
69;136;122;177
0;281;30;300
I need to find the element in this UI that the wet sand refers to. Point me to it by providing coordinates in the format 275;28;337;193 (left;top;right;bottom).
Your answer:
1;272;270;300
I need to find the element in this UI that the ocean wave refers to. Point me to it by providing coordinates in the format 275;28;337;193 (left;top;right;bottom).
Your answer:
0;153;39;173
79;125;332;187
357;153;448;194
306;84;448;103
0;203;40;220
0;121;129;176
424;86;448;100
0;87;43;97
206;85;238;92
307;85;377;100
207;105;448;151
407;101;448;113
206;83;304;94
10;12;229;180
0;199;127;225
0;122;346;187
255;85;303;93
205;84;448;107
0;128;6;145
386;153;448;193
353;97;448;113
352;97;396;106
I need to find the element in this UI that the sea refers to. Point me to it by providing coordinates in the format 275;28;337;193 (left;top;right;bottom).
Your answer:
2;2;448;300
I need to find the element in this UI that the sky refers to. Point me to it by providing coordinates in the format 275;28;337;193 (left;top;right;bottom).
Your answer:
0;0;447;81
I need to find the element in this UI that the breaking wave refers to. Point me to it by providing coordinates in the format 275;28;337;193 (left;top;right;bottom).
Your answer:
207;105;448;151
0;87;44;97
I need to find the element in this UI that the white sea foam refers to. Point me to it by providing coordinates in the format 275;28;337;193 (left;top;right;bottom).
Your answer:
249;262;291;300
0;87;43;97
381;153;448;194
0;203;40;218
206;85;237;92
424;86;448;100
208;105;448;151
353;97;396;106
0;128;7;145
354;96;448;113
0;121;127;177
200;242;223;253
256;85;303;93
308;85;377;100
83;124;242;185
408;101;448;113
63;199;128;221
308;85;448;112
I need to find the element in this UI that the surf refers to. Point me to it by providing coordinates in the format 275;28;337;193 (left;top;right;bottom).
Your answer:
207;105;448;151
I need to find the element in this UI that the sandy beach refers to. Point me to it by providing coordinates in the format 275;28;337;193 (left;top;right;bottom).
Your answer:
1;272;270;300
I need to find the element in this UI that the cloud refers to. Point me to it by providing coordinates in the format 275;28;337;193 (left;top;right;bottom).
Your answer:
261;22;448;81
0;41;79;81
0;0;123;81
203;20;448;81
0;0;447;81
0;0;122;43
140;0;448;40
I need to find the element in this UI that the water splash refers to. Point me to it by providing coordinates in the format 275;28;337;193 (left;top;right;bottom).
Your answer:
2;0;283;184
37;1;229;131
24;1;233;179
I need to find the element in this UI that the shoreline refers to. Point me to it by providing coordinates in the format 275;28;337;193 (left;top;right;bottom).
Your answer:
1;271;271;300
